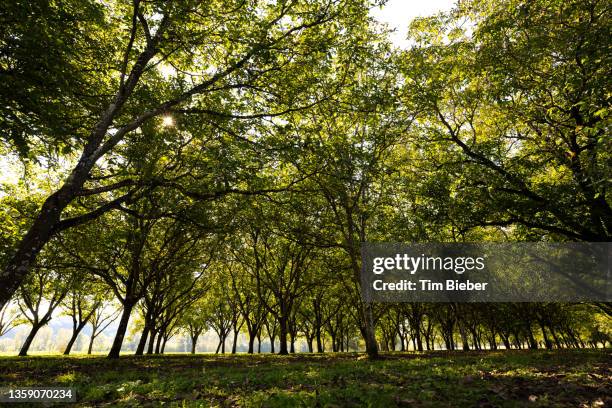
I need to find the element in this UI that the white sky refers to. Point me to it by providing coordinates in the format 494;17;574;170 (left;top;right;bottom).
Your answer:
370;0;456;47
0;154;20;187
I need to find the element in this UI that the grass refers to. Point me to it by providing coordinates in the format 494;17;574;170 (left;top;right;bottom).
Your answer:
0;350;609;407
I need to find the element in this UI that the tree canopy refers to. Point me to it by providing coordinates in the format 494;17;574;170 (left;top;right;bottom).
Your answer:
0;0;609;358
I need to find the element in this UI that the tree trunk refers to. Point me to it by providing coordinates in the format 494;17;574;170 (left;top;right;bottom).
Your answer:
290;332;296;353
539;323;553;349
550;329;562;349
1;199;65;310
443;333;451;351
191;334;199;354
269;334;275;353
278;317;288;355
108;303;134;359
362;301;378;358
135;325;150;356
155;332;163;354
232;329;239;354
423;331;431;351
415;331;423;351
489;335;497;350
247;330;255;354
147;330;157;354
316;328;324;353
215;339;221;354
501;334;510;349
472;331;481;351
527;327;538;350
459;326;470;351
87;333;96;355
19;323;43;356
63;322;88;355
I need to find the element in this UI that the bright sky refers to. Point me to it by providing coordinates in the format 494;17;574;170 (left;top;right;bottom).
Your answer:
0;154;20;188
370;0;456;47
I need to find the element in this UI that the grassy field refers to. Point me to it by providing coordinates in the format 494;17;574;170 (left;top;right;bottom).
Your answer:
0;350;609;407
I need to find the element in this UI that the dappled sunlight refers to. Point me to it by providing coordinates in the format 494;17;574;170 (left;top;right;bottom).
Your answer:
0;350;609;406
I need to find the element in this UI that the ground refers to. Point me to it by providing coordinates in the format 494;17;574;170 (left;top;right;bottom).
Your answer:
0;350;610;407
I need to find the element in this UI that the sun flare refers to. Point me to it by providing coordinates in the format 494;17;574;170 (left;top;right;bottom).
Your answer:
161;115;174;127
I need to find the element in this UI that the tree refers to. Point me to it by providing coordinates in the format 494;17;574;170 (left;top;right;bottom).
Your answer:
61;274;104;355
298;283;343;353
0;0;373;310
87;300;120;355
133;221;214;356
181;299;208;354
1;0;609;359
65;205;161;358
401;0;611;242
227;259;267;354
95;213;153;358
0;0;110;156
15;258;71;356
206;281;234;354
240;220;318;355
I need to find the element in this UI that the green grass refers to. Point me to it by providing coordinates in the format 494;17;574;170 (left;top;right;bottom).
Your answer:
0;350;609;407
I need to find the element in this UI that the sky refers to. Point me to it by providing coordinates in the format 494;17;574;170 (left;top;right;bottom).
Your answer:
370;0;456;47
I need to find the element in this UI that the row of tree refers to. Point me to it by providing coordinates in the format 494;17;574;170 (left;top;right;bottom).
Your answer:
0;0;610;358
1;269;609;356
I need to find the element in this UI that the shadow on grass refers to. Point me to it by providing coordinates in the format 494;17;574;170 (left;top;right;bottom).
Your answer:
0;350;609;407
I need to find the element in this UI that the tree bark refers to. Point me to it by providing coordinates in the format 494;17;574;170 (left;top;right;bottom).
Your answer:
278;317;288;355
63;322;88;355
232;327;239;354
316;328;324;353
19;324;43;356
191;334;199;354
147;330;157;354
155;332;162;354
87;334;95;355
527;327;538;350
1;199;65;309
247;331;255;354
108;302;134;358
415;331;423;351
459;326;470;351
269;334;275;354
135;325;150;356
362;301;378;358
